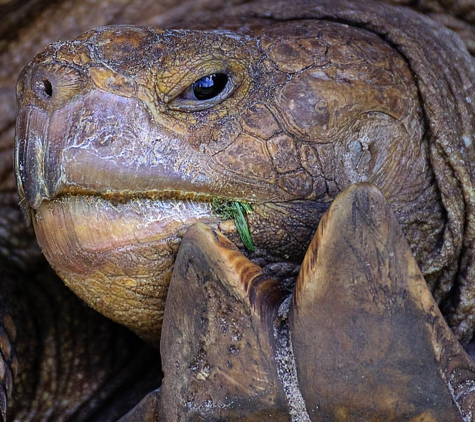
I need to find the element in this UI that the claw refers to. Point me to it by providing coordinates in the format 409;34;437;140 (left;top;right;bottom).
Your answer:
290;183;475;420
159;223;289;421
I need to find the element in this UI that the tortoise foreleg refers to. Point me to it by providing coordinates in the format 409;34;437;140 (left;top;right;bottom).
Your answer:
151;183;475;421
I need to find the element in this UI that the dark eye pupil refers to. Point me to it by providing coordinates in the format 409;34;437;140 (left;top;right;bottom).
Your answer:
192;73;228;101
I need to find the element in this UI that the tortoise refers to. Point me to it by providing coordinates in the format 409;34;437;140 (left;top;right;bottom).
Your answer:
5;0;475;420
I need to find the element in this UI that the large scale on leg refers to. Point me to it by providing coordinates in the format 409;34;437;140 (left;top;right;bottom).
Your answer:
155;184;475;421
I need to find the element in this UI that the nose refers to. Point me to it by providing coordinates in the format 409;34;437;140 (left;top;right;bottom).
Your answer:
16;60;88;111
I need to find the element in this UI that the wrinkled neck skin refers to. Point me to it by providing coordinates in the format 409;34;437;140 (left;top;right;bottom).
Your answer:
15;20;445;346
0;263;160;422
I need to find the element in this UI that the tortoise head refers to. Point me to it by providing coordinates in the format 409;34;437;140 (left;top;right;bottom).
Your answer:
14;23;442;345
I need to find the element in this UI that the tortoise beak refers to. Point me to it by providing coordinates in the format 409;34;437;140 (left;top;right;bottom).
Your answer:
15;107;52;223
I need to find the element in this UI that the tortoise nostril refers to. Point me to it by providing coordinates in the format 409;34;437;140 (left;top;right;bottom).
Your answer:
35;79;53;99
25;64;85;106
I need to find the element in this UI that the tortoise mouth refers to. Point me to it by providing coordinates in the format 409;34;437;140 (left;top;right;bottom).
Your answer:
32;193;224;254
31;194;236;345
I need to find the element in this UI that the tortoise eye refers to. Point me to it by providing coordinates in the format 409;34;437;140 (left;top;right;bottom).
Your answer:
169;71;234;111
192;73;229;100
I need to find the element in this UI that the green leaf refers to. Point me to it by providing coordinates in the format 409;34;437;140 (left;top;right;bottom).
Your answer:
211;198;255;252
233;202;255;252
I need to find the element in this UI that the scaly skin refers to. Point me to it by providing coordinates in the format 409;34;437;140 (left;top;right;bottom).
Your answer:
15;0;475;347
15;17;446;347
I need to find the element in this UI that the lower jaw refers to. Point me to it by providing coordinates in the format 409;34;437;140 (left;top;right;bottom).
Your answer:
32;194;234;346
